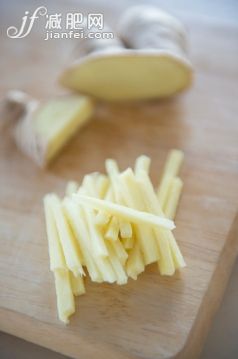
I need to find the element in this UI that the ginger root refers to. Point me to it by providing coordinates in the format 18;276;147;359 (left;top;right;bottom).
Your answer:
4;91;94;167
60;6;192;101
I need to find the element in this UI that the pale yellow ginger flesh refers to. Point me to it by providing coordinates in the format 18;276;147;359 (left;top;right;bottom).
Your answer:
43;150;185;323
60;55;192;102
164;177;183;220
70;272;86;296
157;149;184;209
60;6;192;101
54;270;75;324
73;194;175;230
11;93;94;167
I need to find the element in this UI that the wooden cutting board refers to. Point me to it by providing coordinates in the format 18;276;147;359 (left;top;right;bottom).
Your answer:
0;1;238;358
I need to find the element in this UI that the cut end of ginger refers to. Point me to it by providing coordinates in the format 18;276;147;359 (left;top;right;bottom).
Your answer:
43;150;185;323
10;92;94;167
60;53;192;101
59;6;192;101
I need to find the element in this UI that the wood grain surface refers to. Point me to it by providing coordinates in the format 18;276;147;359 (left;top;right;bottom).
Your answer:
0;1;238;358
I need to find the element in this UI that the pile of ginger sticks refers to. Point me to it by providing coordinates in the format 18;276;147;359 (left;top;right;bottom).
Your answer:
44;149;185;323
